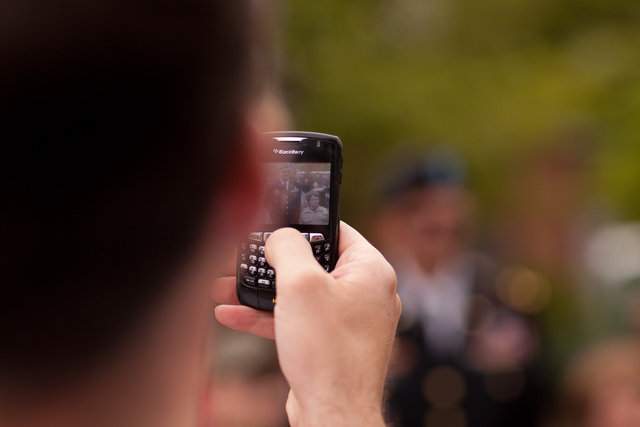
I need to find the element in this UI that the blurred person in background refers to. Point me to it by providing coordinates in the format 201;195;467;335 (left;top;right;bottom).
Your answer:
370;148;538;427
0;1;402;427
488;129;629;419
300;177;312;195
207;327;289;427
554;335;640;427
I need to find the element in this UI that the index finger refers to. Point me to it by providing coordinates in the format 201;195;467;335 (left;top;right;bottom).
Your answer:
218;247;237;277
334;221;387;268
330;222;398;294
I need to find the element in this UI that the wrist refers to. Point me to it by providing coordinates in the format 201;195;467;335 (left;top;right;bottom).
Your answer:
291;397;386;427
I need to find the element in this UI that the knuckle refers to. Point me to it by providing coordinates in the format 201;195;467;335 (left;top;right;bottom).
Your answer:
379;260;398;294
277;268;329;300
366;247;398;294
394;294;403;319
286;267;326;287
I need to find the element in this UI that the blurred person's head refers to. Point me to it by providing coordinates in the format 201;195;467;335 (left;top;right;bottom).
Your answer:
371;147;473;272
279;164;292;182
0;0;269;425
306;191;320;210
558;336;640;427
405;185;473;271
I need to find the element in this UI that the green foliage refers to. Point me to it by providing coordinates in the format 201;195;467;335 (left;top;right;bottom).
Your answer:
279;0;640;226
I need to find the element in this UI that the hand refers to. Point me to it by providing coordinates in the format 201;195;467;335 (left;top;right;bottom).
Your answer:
212;222;401;427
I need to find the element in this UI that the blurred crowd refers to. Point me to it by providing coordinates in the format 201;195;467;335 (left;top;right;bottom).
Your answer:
208;127;640;427
365;131;640;427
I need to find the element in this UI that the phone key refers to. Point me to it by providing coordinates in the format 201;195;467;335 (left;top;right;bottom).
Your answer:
249;255;257;265
323;254;331;263
248;266;257;276
249;244;258;254
248;232;263;242
309;233;324;242
239;263;248;273
324;243;332;252
323;265;331;272
257;279;270;288
266;269;275;279
315;255;322;263
258;257;266;267
244;275;256;285
258;246;265;256
314;245;322;255
258;268;266;278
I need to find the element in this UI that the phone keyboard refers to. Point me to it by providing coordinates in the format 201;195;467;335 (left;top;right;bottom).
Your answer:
236;231;336;310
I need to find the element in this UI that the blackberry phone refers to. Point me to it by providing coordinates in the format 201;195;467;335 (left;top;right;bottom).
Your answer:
236;131;343;310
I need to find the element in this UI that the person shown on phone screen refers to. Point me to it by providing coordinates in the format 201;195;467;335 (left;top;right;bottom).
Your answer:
265;163;303;225
0;1;401;427
299;191;329;225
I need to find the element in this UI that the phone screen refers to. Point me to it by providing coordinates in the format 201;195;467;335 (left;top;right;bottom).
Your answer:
259;137;338;240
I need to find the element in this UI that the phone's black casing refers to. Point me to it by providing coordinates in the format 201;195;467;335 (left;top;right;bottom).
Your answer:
236;131;343;310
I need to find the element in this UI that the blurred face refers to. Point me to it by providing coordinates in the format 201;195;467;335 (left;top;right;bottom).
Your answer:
586;376;640;427
280;167;291;182
404;186;472;270
308;195;319;210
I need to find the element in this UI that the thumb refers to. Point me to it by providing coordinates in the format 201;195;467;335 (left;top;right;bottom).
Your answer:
265;228;319;270
264;228;325;292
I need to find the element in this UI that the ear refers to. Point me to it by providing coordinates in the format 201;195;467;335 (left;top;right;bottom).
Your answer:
207;108;264;241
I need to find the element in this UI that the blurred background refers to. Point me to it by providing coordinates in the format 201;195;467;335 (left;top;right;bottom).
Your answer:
271;0;640;228
211;1;640;426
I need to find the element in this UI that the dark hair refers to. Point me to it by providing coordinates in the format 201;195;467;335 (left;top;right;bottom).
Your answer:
373;147;467;205
0;0;256;390
305;191;320;201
